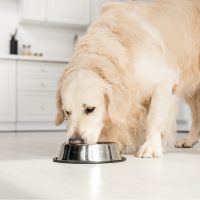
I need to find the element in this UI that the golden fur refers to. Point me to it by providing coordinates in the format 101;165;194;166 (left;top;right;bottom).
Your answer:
56;0;200;156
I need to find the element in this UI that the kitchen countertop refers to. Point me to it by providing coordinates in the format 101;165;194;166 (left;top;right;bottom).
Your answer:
0;54;69;63
0;131;200;200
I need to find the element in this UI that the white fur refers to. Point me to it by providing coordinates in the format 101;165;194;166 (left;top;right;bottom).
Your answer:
133;44;180;157
131;10;165;52
130;14;181;157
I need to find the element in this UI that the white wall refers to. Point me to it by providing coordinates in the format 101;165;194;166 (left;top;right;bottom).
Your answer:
0;0;84;60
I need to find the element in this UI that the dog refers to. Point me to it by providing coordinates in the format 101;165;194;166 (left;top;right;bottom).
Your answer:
55;0;200;158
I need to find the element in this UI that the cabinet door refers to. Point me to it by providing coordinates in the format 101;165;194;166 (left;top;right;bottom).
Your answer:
17;61;65;122
17;61;64;92
0;61;16;122
17;92;56;122
47;0;90;26
20;0;46;22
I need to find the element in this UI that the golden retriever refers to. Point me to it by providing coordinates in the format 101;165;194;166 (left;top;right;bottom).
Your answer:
55;0;200;158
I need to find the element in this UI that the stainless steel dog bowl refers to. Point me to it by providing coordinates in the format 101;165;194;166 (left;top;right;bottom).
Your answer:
53;142;126;164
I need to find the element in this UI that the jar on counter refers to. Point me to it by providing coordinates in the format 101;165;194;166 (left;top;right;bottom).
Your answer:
26;45;32;56
21;44;32;56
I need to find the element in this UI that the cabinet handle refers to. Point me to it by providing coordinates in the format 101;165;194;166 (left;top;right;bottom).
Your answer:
40;105;45;110
40;82;46;87
40;68;46;73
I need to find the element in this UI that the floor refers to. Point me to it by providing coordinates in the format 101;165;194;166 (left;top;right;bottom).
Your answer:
0;132;200;200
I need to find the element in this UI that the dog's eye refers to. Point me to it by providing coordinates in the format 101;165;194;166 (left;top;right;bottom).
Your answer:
65;110;71;117
85;107;95;115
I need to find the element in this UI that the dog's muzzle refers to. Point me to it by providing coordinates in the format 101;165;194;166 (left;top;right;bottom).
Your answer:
69;138;85;144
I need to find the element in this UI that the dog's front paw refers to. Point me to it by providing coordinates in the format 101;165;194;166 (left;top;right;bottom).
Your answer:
176;135;198;148
137;138;163;158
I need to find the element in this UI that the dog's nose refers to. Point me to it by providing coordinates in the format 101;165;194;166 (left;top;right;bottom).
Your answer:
69;138;85;144
68;130;85;144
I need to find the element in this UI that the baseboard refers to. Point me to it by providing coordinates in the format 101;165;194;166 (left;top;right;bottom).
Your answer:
0;122;16;131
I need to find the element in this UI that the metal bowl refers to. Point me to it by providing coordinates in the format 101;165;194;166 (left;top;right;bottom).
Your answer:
53;142;126;164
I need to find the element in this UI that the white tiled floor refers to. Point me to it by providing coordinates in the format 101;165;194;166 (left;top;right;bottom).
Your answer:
0;132;200;200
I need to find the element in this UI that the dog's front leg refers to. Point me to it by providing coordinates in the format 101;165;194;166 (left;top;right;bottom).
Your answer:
137;84;178;158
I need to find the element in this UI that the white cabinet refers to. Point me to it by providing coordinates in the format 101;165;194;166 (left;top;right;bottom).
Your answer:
20;0;46;22
0;58;67;131
0;60;16;122
17;61;61;91
16;60;66;131
17;91;56;122
19;0;91;27
17;61;64;123
47;0;90;26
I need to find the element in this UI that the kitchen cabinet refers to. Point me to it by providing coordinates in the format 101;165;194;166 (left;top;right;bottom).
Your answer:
20;0;46;22
17;61;63;123
17;91;56;122
16;60;66;130
47;0;90;26
0;60;16;122
19;0;91;27
0;57;67;131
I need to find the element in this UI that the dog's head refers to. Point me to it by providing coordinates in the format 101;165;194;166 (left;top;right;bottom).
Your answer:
55;67;131;144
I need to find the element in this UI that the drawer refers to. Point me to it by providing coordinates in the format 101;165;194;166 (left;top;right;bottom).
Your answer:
18;78;58;91
17;91;57;121
17;61;65;79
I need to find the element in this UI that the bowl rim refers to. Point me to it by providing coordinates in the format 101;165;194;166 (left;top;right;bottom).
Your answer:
63;141;117;146
53;156;126;164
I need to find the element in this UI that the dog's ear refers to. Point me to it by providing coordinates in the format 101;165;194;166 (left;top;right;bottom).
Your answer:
55;74;65;126
55;65;74;126
105;86;131;124
55;82;64;126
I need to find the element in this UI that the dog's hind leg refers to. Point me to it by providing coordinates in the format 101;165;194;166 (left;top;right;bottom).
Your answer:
176;89;200;148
